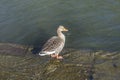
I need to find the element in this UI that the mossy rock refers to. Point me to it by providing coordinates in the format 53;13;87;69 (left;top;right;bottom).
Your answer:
41;59;89;80
0;43;120;80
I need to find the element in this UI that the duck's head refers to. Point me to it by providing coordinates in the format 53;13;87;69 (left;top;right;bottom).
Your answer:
58;25;68;32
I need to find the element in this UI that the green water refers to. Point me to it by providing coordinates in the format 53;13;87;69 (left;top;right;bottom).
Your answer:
0;0;120;51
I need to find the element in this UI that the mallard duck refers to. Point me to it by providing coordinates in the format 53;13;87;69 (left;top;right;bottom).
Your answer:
39;25;68;59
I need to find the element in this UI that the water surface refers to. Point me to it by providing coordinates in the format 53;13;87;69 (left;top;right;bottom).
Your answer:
0;0;120;51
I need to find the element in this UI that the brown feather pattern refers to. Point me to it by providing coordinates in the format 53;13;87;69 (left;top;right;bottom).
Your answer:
41;36;64;53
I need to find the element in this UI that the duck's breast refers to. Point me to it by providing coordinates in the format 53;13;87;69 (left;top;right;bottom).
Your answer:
55;41;64;54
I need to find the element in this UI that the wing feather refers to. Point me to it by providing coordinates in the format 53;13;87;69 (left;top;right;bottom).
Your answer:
41;36;63;52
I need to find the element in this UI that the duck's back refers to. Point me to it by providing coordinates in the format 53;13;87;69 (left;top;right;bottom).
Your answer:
41;36;65;54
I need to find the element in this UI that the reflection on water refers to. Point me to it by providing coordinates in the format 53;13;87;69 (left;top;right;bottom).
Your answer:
0;0;120;51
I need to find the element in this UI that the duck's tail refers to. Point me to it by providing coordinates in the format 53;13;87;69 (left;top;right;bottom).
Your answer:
39;52;47;56
39;53;47;56
39;51;55;56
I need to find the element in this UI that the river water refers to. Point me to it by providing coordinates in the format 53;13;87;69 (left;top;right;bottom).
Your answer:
0;0;120;51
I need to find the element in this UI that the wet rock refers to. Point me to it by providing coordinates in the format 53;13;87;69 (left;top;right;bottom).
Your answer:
0;43;29;56
41;60;88;80
0;43;120;80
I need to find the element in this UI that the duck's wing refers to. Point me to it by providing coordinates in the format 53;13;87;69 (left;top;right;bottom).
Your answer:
41;36;63;53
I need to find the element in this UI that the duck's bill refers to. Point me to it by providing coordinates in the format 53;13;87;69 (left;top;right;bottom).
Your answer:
64;28;68;31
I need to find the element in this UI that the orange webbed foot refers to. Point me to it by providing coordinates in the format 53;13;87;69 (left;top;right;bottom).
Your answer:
56;55;63;59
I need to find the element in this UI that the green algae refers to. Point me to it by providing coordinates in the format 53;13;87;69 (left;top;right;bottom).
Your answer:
0;43;120;80
42;60;88;80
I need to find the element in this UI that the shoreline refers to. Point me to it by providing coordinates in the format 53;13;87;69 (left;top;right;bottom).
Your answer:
0;43;120;80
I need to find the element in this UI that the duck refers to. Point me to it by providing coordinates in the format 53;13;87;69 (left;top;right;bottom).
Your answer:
39;25;68;59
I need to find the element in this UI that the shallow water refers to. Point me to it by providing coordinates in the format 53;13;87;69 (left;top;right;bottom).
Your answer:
0;0;120;51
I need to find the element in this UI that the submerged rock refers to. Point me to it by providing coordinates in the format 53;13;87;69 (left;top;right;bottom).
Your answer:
0;43;120;80
41;60;89;80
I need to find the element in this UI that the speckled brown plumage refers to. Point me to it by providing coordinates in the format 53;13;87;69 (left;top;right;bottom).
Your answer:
42;36;64;52
39;25;68;59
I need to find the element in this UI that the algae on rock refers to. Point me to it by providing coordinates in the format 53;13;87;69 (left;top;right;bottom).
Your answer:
0;43;120;80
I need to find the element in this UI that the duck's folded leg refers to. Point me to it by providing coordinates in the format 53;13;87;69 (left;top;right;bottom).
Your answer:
51;54;63;59
56;54;63;59
50;54;57;58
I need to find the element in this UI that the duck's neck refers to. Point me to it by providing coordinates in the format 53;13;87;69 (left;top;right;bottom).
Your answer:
57;30;65;42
